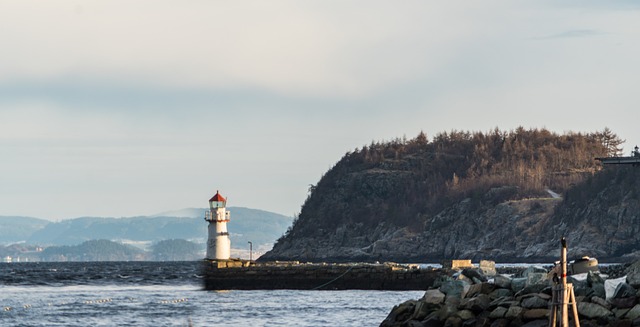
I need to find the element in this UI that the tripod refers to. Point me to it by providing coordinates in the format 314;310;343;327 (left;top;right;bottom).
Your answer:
548;238;580;327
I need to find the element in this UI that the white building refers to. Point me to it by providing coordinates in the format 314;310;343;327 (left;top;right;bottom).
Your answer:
204;191;231;260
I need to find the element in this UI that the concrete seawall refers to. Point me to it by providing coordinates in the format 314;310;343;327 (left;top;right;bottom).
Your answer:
203;260;440;290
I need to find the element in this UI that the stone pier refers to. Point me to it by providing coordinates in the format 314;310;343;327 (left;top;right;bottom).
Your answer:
203;260;440;290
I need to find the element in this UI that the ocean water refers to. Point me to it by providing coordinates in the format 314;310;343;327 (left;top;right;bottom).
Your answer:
0;262;423;326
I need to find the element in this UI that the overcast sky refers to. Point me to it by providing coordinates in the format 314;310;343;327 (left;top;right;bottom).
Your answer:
1;1;639;220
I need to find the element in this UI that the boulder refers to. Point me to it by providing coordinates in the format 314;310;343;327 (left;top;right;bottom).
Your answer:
494;275;512;289
380;300;416;326
577;301;614;319
516;283;548;297
440;280;468;300
627;274;640;289
489;319;510;327
611;297;638;309
587;271;605;286
489;288;514;301
625;304;640;320
489;306;508;319
522;308;548;320
591;296;611;310
526;273;548;287
615;283;638;299
456;309;475;321
488;296;516;310
466;283;496;298
521;295;549;309
511;278;527;293
460;294;490;313
505;306;524;319
520;319;548;327
444;316;463;327
412;301;441;321
591;282;606;300
422;315;445;327
625;261;640;288
462;268;488;283
423;289;446;304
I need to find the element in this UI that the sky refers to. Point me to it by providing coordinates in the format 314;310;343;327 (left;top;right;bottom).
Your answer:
1;1;639;221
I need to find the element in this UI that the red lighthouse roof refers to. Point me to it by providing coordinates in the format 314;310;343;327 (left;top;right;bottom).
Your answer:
209;190;226;203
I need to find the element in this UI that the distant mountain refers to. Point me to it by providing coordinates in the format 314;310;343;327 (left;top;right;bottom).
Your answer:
0;216;49;244
14;207;292;252
40;239;146;261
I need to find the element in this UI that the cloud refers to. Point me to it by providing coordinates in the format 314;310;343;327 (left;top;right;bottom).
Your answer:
0;1;500;99
531;29;602;40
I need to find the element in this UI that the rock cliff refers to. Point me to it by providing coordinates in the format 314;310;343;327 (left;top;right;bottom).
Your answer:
260;128;639;263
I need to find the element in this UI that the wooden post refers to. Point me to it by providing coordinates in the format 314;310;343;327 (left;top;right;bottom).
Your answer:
561;238;569;327
549;237;580;327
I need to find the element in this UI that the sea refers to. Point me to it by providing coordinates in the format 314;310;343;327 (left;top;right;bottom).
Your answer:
0;261;423;327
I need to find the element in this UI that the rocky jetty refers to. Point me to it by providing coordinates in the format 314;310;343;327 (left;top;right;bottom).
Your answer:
380;262;640;327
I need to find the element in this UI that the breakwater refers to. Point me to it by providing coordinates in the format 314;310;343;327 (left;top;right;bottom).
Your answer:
203;260;440;290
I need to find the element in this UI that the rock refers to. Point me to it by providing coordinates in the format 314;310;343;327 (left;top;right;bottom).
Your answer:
609;319;633;327
489;319;510;327
611;297;638;309
521;295;549;309
444;316;463;327
614;307;631;319
587;271;604;286
516;283;547;297
440;280;468;300
413;301;441;321
625;305;640;320
525;273;548;287
489;288;514;301
505;306;524;319
380;300;416;325
422;315;445;327
423;289;446;304
511;278;527;293
488;296;516;310
591;282;606;300
615;283;637;299
456;309;475;321
629;274;640;289
466;283;496;298
591;296;611;310
462;268;488;283
460;294;490;313
494;275;512;289
489;306;508;319
521;319;548;327
626;262;640;288
577;301;614;319
522;308;548;320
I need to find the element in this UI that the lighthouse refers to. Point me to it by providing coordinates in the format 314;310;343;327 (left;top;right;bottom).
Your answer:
205;190;231;260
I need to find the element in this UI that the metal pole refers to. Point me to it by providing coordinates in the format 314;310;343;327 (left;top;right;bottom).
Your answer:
248;241;253;262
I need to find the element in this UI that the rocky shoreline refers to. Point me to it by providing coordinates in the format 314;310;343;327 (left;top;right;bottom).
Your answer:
380;262;640;327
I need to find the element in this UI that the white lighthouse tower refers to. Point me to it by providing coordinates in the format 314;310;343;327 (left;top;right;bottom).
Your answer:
205;190;231;260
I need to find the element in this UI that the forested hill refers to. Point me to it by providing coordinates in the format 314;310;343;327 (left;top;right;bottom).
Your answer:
260;127;632;263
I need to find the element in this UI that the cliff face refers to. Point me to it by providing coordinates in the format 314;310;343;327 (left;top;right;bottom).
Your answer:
261;128;639;263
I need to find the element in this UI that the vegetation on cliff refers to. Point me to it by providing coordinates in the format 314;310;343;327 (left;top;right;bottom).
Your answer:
262;127;632;262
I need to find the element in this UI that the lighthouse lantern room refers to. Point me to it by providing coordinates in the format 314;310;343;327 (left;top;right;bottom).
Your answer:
205;190;231;260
